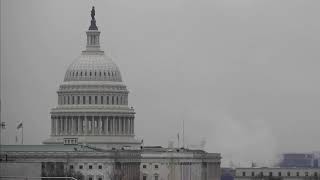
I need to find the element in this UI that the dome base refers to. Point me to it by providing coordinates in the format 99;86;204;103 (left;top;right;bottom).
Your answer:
43;135;142;150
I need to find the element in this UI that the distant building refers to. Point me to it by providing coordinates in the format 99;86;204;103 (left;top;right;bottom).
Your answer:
235;167;320;180
279;154;313;168
221;168;235;180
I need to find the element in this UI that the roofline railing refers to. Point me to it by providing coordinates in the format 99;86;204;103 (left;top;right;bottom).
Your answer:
0;177;77;180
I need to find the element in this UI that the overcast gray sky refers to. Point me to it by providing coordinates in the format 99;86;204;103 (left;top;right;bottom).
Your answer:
2;0;320;166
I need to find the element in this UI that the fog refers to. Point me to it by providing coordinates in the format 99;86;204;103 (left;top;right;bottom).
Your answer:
2;0;320;166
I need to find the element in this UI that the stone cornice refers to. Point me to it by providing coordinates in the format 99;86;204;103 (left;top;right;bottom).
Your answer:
50;107;135;115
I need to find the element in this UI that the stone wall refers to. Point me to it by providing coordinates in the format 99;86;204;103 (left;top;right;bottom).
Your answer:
0;162;41;179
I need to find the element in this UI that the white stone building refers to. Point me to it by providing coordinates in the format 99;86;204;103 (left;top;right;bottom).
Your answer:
0;6;221;180
141;147;220;180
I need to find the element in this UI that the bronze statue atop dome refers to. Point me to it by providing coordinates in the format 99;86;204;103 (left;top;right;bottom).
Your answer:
89;6;98;30
91;6;95;20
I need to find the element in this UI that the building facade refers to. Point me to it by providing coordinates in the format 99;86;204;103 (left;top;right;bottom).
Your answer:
235;167;320;180
140;147;221;180
0;7;221;180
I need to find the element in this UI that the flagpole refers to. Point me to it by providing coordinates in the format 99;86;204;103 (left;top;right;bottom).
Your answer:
21;121;23;144
182;119;184;148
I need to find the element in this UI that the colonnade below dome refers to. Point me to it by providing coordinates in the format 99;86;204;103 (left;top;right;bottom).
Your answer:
50;115;134;136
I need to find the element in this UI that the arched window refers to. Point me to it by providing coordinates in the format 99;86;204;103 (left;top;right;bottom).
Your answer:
89;96;92;104
101;96;104;104
67;96;70;104
116;96;119;104
112;96;114;105
72;96;74;104
154;174;159;180
83;96;86;104
142;175;147;180
95;96;98;104
77;96;80;104
107;96;109;104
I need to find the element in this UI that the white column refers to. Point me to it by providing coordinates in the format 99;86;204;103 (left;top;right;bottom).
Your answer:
130;118;133;135
126;117;129;135
128;118;131;135
119;117;122;135
63;117;66;135
104;117;108;135
61;117;64;135
123;117;126;135
92;116;95;135
78;116;82;135
99;116;102;135
112;116;115;135
74;116;77;135
85;116;88;135
127;117;129;135
58;117;61;135
71;116;74;135
115;117;118;135
55;117;58;136
66;117;69;135
132;118;134;135
51;118;53;136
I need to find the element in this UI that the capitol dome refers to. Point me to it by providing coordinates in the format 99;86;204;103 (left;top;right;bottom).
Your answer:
43;7;141;149
64;53;122;82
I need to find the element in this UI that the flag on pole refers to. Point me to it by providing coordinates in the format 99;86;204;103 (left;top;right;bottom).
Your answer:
17;122;23;129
